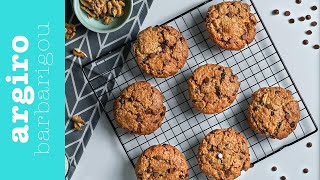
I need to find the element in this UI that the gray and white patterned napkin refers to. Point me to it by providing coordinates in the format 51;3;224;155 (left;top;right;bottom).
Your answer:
65;0;153;179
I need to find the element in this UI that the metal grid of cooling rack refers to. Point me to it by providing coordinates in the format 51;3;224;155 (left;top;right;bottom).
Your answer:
82;0;318;179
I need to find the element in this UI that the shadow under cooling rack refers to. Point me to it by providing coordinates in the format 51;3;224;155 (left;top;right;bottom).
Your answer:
82;0;318;179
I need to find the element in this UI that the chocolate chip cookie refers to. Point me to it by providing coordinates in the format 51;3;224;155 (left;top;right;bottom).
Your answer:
206;1;257;50
188;64;240;114
133;25;189;78
113;81;166;135
197;128;250;180
135;144;189;180
247;87;300;139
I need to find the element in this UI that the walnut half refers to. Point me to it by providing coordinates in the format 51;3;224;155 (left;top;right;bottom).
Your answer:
72;115;86;131
65;23;76;39
73;48;88;59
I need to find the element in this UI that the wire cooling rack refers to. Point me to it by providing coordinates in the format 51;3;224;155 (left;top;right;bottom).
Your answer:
82;0;318;179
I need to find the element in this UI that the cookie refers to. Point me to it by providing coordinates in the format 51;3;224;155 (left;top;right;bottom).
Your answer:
197;128;250;180
206;1;257;50
135;144;189;180
113;81;166;135
247;87;300;139
133;25;189;78
188;64;240;114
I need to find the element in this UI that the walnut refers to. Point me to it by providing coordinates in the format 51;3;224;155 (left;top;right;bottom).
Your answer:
65;23;76;39
73;48;88;59
71;115;86;131
79;0;126;24
103;15;113;25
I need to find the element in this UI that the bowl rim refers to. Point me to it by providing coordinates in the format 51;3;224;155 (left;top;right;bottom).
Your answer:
73;0;133;33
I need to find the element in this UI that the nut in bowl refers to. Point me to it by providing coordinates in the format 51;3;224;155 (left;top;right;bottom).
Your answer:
74;0;133;33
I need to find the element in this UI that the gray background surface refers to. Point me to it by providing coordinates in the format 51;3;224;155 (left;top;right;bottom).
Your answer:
71;0;320;179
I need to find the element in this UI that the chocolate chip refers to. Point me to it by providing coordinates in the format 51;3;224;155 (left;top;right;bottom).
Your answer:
306;142;312;148
230;75;237;83
280;176;286;180
211;145;217;151
163;60;170;65
284;11;291;16
272;9;280;15
303;168;309;173
314;44;320;49
272;166;277;171
275;90;281;94
289;18;295;24
179;175;185;179
226;12;232;17
147;167;153;173
145;109;152;114
250;163;254;168
143;57;149;63
218;67;223;71
303;40;309;45
154;155;162;160
271;111;275;116
120;99;125;104
161;44;166;49
160;111;166;117
136;116;143;122
311;6;317;11
153;172;159;177
311;21;317;26
241;34;247;40
306;15;311;20
204;77;210;83
290;122;296;128
299;16;305;21
253;106;259;111
215;86;221;97
229;38;235;43
306;30;312;35
296;0;301;4
221;72;226;80
150;53;156;58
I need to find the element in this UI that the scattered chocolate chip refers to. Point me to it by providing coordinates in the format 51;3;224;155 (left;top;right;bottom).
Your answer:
160;111;165;117
272;9;280;15
290;122;296;128
275;90;281;94
303;40;309;45
271;111;275;116
289;18;295;24
306;142;312;148
179;175;185;179
303;168;309;173
272;166;277;171
226;12;232;17
250;163;254;168
311;6;317;11
311;21;317;26
145;109;152;114
314;44;320;49
284;11;291;16
150;53;156;58
306;30;312;35
143;57;149;63
204;77;210;83
306;15;311;20
218;67;223;71
296;0;301;4
215;86;221;97
161;44;166;49
299;16;306;21
253;106;260;111
280;176;286;180
221;72;226;80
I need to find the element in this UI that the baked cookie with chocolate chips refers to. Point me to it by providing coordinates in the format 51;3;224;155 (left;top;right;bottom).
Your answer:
206;1;257;50
188;64;240;114
247;87;300;139
135;144;189;180
197;128;250;180
133;25;189;78
113;81;166;135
